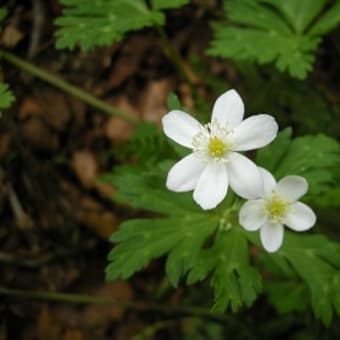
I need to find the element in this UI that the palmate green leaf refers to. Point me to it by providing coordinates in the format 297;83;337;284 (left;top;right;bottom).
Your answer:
55;0;162;50
310;1;340;35
188;228;262;312
105;165;217;287
280;234;340;325
271;233;340;325
103;164;200;214
209;0;340;79
246;231;340;325
256;129;340;199
0;83;15;112
107;215;217;286
263;0;327;33
55;0;189;50
105;165;262;311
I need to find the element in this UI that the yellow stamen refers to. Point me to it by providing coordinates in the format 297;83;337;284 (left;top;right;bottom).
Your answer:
208;137;227;158
265;194;289;223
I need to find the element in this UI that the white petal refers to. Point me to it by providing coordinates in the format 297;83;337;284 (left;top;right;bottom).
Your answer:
211;89;244;128
162;110;201;148
277;176;308;202
260;222;284;253
233;114;278;151
227;152;262;199
193;162;228;210
166;153;206;192
258;167;277;198
239;199;267;231
285;202;316;231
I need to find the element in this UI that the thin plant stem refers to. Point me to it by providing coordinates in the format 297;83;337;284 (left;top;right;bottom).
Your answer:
0;286;226;323
156;26;199;89
0;49;138;124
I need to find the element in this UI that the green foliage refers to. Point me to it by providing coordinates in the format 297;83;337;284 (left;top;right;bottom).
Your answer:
280;233;340;326
248;232;340;325
152;0;189;10
187;228;262;312
105;165;262;311
208;0;340;79
0;83;15;114
265;281;308;314
166;92;182;111
55;0;189;50
256;128;340;200
0;7;7;24
112;121;175;165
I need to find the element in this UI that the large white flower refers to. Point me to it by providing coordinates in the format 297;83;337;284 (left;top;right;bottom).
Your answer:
239;167;316;253
162;89;278;209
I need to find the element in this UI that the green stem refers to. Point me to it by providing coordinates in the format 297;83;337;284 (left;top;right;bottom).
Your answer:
0;49;138;124
156;26;197;88
0;286;225;322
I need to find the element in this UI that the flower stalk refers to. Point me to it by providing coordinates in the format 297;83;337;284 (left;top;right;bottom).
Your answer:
0;49;138;124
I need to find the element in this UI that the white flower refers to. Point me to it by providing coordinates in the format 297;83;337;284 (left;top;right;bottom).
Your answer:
162;89;278;210
239;167;316;253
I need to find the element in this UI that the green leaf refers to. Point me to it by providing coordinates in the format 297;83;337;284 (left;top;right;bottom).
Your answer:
55;0;189;50
105;166;218;286
209;0;340;79
188;228;262;312
263;0;327;33
0;83;15;112
247;231;340;325
55;0;163;50
152;0;190;10
265;281;308;314
309;1;340;35
103;165;200;214
105;166;262;311
257;129;340;199
166;92;183;111
110;122;176;166
279;233;340;326
107;215;216;286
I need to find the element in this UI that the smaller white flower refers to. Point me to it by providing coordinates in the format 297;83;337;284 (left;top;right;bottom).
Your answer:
239;167;316;253
162;89;278;210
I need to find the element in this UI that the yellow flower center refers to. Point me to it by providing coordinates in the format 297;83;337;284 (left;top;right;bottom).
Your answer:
208;137;227;158
265;194;289;223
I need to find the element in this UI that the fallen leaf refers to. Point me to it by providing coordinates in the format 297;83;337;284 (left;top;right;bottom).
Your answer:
71;150;98;189
105;96;139;143
139;78;173;124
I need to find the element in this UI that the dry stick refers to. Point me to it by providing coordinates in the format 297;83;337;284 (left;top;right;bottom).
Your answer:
0;286;226;323
0;49;138;124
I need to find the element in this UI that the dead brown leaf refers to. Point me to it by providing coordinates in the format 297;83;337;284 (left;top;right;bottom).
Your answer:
71;150;98;189
139;78;173;124
61;181;119;240
105;96;139;143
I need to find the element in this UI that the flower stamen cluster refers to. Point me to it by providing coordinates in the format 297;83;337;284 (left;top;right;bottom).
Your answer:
192;119;236;163
264;192;290;223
